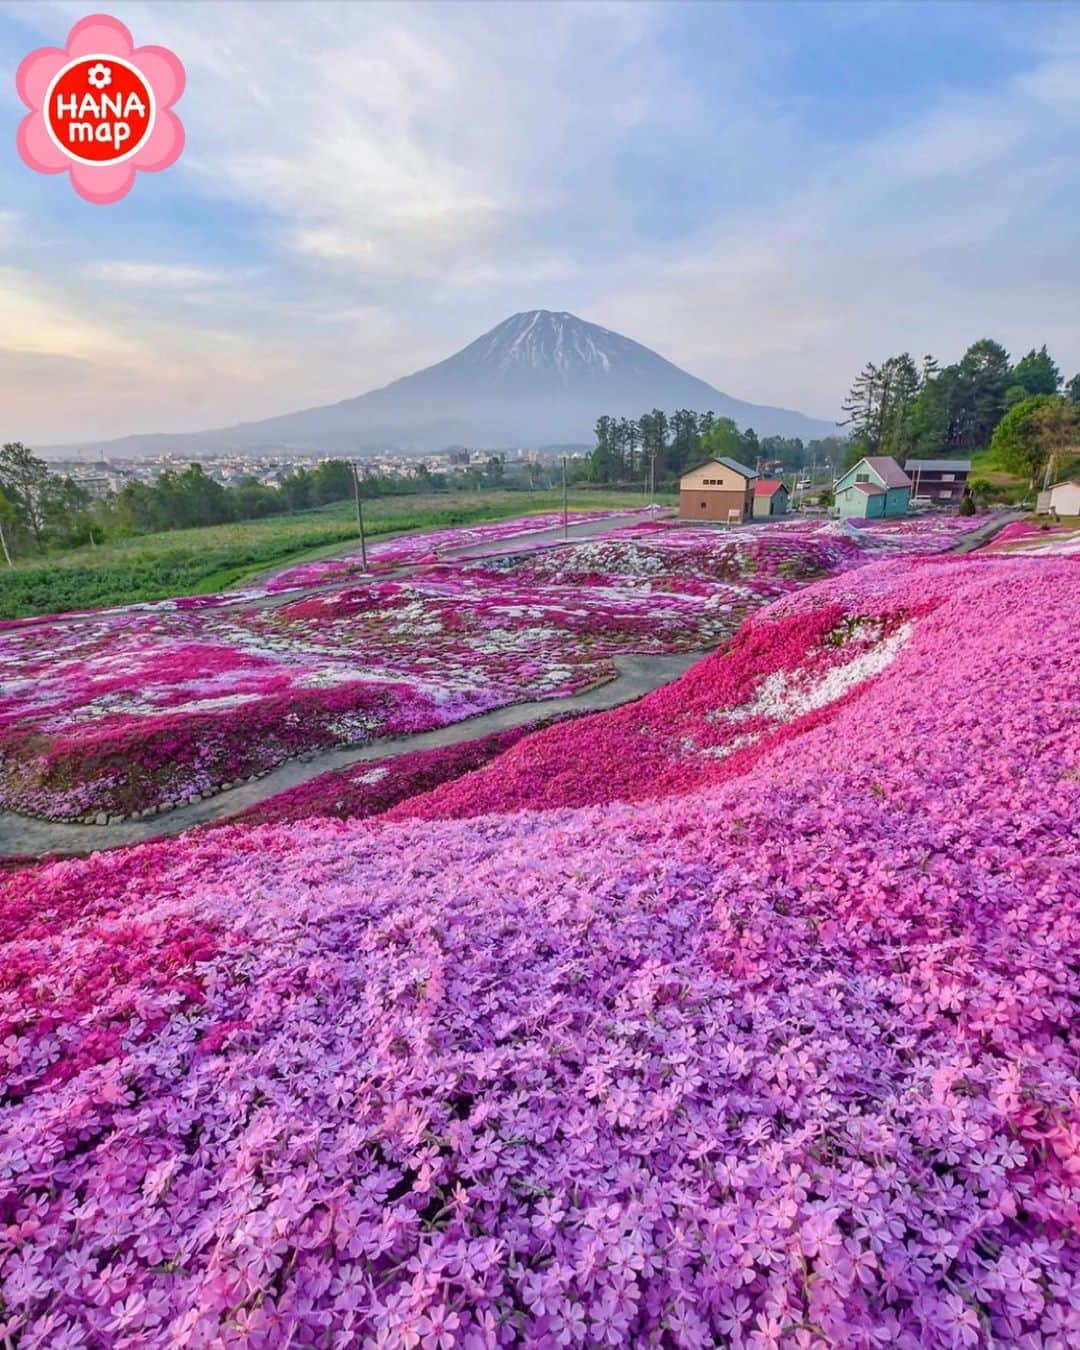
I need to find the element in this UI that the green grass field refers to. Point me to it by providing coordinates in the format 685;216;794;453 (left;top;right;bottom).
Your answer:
0;489;675;620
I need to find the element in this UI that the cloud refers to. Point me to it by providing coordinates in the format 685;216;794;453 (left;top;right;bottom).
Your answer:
598;11;1080;415
83;261;240;287
2;0;1079;442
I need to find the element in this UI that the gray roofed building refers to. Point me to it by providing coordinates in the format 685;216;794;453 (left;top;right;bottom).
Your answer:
904;459;972;473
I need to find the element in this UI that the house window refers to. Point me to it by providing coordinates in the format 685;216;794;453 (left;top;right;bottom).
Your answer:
700;500;707;509
855;472;869;483
941;473;955;482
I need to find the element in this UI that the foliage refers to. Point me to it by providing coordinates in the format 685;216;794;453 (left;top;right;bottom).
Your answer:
0;441;91;554
840;353;925;461
587;412;841;486
843;337;1075;465
1009;344;1061;398
990;395;1080;485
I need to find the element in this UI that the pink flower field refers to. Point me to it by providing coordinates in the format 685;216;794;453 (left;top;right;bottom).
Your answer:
0;516;979;823
2;541;1077;1347
263;510;658;593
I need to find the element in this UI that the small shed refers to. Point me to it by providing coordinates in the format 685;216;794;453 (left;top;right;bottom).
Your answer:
679;457;757;523
1048;479;1080;516
834;456;911;519
752;480;789;518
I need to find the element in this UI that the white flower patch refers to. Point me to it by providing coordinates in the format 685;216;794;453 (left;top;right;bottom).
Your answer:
718;620;915;726
162;693;265;715
296;669;367;690
679;731;761;761
355;766;390;786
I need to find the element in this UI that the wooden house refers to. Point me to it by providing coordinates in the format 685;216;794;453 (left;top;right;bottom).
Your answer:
679;457;757;523
752;480;789;518
905;459;972;506
834;456;911;519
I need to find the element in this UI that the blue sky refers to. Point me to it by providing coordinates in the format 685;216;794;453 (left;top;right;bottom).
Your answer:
2;0;1079;444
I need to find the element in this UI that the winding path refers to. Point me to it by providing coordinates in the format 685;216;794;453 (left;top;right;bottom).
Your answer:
0;651;701;858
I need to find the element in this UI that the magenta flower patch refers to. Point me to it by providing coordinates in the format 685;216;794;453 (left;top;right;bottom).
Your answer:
16;13;184;204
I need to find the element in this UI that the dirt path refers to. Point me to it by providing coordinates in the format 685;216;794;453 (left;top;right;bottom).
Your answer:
0;650;701;858
951;509;1025;552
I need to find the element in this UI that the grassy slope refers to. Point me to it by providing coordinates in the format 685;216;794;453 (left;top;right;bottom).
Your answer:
0;489;675;621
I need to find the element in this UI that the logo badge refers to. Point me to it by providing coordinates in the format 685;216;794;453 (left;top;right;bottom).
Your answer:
16;13;184;204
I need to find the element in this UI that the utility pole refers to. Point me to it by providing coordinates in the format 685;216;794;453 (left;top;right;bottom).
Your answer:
648;449;656;506
351;460;368;569
0;518;11;568
562;456;568;540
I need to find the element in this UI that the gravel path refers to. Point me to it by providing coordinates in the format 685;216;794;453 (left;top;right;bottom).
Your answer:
0;650;701;858
951;509;1025;552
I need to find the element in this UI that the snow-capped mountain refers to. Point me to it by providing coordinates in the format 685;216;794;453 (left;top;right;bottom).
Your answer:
62;311;835;455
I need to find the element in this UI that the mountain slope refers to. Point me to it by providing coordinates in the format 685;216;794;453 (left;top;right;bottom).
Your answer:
62;311;836;455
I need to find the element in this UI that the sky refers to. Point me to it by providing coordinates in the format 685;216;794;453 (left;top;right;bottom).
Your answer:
2;0;1079;446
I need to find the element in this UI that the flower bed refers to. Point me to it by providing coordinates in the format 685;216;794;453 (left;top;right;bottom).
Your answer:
980;519;1080;556
262;509;655;593
2;553;1077;1347
1;519;922;823
209;721;553;829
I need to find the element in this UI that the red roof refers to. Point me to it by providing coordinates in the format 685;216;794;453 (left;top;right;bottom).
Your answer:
853;481;886;495
753;479;787;497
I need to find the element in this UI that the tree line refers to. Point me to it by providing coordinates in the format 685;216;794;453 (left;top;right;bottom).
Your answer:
584;410;845;486
842;339;1080;484
0;445;513;562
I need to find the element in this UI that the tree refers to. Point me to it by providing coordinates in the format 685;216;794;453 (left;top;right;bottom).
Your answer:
638;409;669;486
0;486;14;565
990;395;1080;486
279;467;315;512
589;416;617;483
0;442;52;548
700;417;744;461
232;478;281;519
958;494;976;517
841;354;922;459
1066;373;1080;406
952;338;1011;449
1010;345;1061;398
670;410;700;474
840;361;882;451
312;459;354;505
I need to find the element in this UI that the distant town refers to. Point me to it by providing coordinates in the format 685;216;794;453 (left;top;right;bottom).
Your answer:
41;444;585;498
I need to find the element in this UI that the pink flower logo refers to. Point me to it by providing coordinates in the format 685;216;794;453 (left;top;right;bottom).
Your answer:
16;13;184;205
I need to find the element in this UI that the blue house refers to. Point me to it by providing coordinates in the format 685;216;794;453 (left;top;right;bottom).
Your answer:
834;456;912;519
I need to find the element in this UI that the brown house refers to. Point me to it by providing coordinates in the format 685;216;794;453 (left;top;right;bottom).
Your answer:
679;457;757;523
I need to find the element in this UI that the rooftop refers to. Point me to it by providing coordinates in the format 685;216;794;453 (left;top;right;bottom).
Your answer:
681;455;758;481
904;459;972;473
753;479;787;496
861;456;912;488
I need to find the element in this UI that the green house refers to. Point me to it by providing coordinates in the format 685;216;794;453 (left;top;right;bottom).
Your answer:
834;456;912;519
